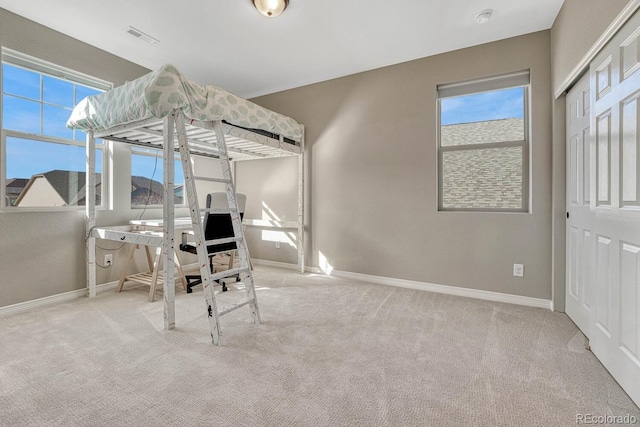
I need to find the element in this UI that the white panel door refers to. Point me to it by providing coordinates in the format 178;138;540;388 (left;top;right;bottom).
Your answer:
587;10;640;406
566;72;594;337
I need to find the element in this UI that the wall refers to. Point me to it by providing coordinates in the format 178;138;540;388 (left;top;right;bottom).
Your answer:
4;3;631;309
549;0;632;311
550;0;631;93
0;8;150;307
236;156;300;264
245;31;553;300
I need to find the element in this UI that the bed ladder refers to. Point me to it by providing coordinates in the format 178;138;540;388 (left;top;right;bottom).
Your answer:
174;113;261;346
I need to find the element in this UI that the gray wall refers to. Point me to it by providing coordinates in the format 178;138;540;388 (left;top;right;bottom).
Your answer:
550;0;631;93
236;157;300;264
244;31;553;300
548;0;631;311
3;3;632;308
0;9;150;307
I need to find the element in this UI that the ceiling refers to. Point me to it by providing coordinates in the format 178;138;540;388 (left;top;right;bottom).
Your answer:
0;0;565;98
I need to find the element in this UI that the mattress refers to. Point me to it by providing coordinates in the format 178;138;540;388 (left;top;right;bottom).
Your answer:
67;64;302;142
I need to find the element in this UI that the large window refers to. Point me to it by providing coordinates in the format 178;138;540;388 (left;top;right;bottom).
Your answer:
1;49;111;208
131;146;185;207
437;71;530;212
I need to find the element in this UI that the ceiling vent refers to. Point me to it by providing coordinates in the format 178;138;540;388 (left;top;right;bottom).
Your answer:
124;26;159;44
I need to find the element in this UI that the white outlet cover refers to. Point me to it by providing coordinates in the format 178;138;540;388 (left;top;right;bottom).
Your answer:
513;263;524;278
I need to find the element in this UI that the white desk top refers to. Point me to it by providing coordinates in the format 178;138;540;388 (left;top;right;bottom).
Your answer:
129;217;194;229
129;217;298;229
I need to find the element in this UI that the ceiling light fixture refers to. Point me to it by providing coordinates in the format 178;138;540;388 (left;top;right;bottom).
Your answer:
253;0;288;18
475;9;493;24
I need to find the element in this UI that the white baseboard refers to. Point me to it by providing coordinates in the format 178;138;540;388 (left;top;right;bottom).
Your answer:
0;280;119;318
252;259;553;310
251;258;322;273
331;270;553;310
2;261;553;317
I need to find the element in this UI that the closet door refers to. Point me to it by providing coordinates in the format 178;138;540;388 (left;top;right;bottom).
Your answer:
566;72;594;338
588;9;640;406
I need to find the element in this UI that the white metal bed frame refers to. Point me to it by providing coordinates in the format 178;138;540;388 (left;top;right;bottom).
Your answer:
84;114;304;330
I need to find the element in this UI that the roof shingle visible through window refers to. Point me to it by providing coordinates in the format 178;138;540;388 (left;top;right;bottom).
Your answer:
441;118;524;209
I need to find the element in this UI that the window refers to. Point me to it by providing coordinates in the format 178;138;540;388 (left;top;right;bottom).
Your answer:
131;146;185;207
437;71;529;212
0;49;111;208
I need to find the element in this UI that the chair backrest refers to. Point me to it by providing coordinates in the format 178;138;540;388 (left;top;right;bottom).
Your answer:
203;192;246;254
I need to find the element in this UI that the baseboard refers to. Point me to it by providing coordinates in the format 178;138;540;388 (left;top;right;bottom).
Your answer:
251;258;322;273
331;270;553;310
0;280;119;318
2;262;552;317
252;259;552;310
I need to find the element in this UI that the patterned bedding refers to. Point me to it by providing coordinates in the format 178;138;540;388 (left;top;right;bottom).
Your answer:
67;64;302;142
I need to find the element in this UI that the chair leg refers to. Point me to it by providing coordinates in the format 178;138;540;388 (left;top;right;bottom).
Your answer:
184;254;232;294
185;275;202;294
212;255;228;292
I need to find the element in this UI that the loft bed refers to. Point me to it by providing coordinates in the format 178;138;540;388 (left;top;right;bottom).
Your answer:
67;64;304;331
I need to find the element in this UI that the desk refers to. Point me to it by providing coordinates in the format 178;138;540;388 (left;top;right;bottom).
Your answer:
107;216;264;301
115;218;192;302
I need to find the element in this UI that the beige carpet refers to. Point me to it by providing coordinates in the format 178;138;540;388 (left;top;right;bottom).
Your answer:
1;266;638;427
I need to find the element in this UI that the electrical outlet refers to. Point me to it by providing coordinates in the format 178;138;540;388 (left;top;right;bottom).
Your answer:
104;254;113;267
275;241;281;249
513;263;524;278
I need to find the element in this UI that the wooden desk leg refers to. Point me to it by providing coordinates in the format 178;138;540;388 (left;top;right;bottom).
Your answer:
174;253;187;290
228;251;235;270
148;247;162;302
117;244;138;292
144;246;154;271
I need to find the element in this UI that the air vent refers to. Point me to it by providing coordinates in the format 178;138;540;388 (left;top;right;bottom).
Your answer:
124;26;159;45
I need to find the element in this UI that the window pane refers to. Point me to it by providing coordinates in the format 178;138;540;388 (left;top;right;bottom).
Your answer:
43;104;73;139
75;85;102;103
6;137;101;207
2;94;40;133
2;64;40;99
74;129;86;142
2;56;108;209
442;146;523;209
43;75;74;107
441;87;524;147
131;151;184;206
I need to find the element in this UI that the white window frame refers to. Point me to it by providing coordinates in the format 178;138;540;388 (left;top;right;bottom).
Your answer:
130;146;186;209
0;48;112;212
437;70;530;213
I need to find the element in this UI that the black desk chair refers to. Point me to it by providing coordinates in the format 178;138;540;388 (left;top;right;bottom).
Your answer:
179;192;246;293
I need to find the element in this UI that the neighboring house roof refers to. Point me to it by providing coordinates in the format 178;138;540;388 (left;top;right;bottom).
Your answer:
15;170;183;207
5;178;28;197
441;118;524;147
5;178;29;206
440;118;524;210
15;170;102;206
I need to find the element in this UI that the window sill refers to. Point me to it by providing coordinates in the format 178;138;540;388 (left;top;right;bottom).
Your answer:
0;206;109;214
